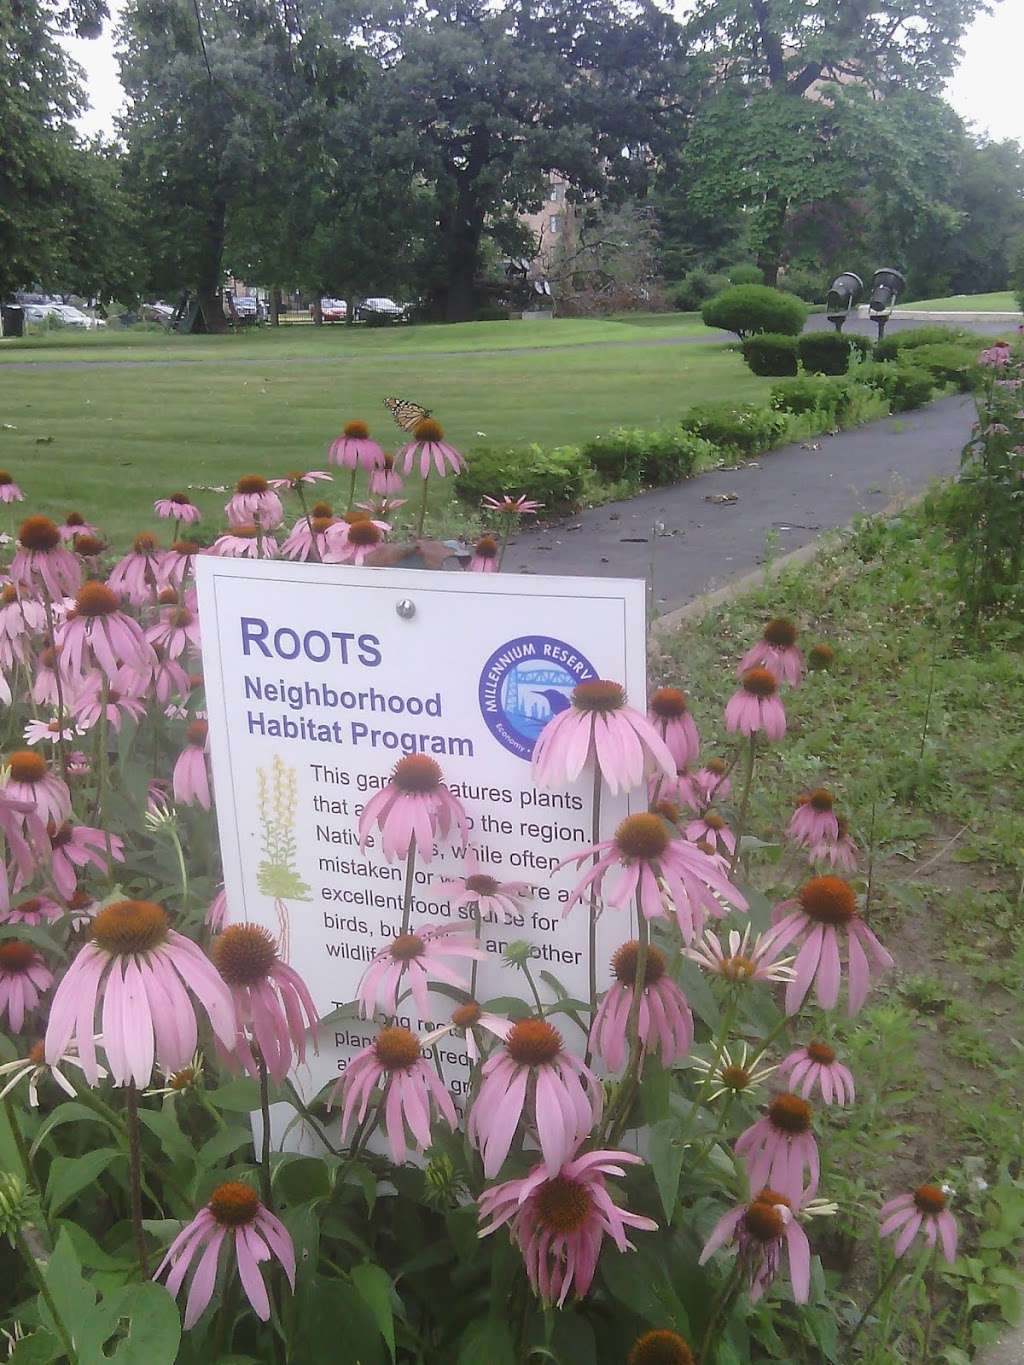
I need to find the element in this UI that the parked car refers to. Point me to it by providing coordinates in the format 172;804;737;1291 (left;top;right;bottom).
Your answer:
141;302;176;325
51;304;105;329
320;298;348;322
229;294;262;321
356;296;410;323
22;304;57;325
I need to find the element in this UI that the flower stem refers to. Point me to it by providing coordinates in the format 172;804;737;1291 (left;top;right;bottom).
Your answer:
256;1050;274;1210
211;1268;240;1359
605;906;650;1145
14;1226;78;1362
4;1095;34;1186
400;838;417;935
584;762;603;1066
698;1260;744;1365
675;988;740;1162
521;960;545;1016
846;1255;905;1353
346;467;358;515
728;734;758;879
296;486;322;563
125;1082;148;1276
416;470;430;538
496;515;514;571
469;902;482;999
38;583;68;781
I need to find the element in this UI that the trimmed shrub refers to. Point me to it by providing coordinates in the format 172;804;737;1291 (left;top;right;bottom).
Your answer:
701;284;808;339
742;333;799;376
670;270;730;312
680;401;790;454
778;263;826;303
581;427;719;486
770;375;857;421
900;342;980;392
476;306;510;322
874;325;971;362
856;361;935;412
727;263;763;287
455;442;587;510
798;332;853;375
847;334;872;360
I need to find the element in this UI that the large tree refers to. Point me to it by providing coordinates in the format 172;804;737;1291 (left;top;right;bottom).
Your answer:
657;0;990;283
0;0;113;300
369;0;690;321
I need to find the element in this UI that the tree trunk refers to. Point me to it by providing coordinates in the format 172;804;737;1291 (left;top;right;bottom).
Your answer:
270;286;281;326
756;189;788;287
196;194;228;333
346;296;355;326
442;186;485;324
312;296;323;325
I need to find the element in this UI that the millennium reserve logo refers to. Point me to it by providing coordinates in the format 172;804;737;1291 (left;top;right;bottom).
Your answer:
478;635;598;760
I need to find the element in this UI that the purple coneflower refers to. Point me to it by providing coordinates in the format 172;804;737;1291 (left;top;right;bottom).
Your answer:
45;898;235;1086
154;492;202;524
482;494;541;517
57;582;154;682
0;1039;104;1106
591;941;693;1072
879;1185;958;1263
808;815;858;872
686;810;735;856
468;534;500;573
72;671;148;733
212;924;319;1082
3;750;71;831
738;618;805;687
173;720;211;809
788;789;839;847
57;512;100;543
533;680;674;797
145;601;201;658
652;768;700;811
356;924;484;1019
694;757;732;805
211;524;279;557
468;1017;601;1177
331;1025;457;1164
0;941;53;1031
107;532;166;605
700;1188;811;1304
11;516;81;599
423;1000;511;1063
725;667;787;741
399;418;464;478
206;885;228;931
648;687;700;767
45;820;125;899
225;475;284;529
328;420;385;471
331;517;389;565
778;1041;854;1106
0;472;25;504
22;717;76;747
559;813;746;942
154;1181;294;1328
436;852;532;920
280;514;336;562
2;894;61;926
735;1093;819;1203
369;454;404;495
160;539;202;590
268;469;332;491
477;1146;658;1306
766;875;893;1016
357;755;468;863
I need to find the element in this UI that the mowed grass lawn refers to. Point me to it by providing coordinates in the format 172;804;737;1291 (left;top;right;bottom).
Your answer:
898;290;1019;312
0;316;767;544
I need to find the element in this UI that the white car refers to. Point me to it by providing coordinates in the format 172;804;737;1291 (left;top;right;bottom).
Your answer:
51;305;105;329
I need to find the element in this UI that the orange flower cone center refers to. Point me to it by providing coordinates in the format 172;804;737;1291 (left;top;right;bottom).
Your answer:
506;1018;562;1066
799;875;856;925
91;900;168;955
612;941;666;986
650;687;688;718
572;679;625;713
392;755;441;794
212;924;278;985
615;813;669;860
374;1026;422;1071
768;1092;812;1135
532;1175;593;1234
209;1180;260;1226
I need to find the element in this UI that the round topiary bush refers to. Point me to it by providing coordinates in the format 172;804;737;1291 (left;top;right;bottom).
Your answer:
701;284;808;339
741;333;799;377
797;332;853;376
727;263;763;286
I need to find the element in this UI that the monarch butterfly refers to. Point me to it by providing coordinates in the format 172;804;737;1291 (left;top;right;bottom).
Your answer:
383;396;432;431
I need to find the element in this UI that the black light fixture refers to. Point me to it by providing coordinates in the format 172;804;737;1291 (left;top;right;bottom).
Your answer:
868;268;906;341
825;272;863;332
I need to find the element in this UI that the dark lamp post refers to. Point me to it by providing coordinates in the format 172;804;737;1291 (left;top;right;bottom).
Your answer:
826;272;863;332
868;268;906;342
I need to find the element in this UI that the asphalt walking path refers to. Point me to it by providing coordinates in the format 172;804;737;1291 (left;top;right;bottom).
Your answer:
504;393;974;615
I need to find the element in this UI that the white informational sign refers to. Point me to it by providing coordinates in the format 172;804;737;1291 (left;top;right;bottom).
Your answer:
196;558;647;1137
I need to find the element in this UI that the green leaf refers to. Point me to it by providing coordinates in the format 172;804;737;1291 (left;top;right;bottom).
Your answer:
8;1333;62;1364
272;1153;332;1203
0;921;64;957
46;1148;123;1217
138;1109;197;1166
80;1283;182;1363
40;1230;97;1343
197;1125;253;1168
648;1119;685;1224
205;1077;262;1111
458;1319;516;1365
31;1102;118;1159
57;1220;134;1272
350;1262;396;1360
673;956;719;1029
640;1056;671;1125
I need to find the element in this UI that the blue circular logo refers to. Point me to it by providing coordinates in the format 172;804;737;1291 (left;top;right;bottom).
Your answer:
478;635;598;760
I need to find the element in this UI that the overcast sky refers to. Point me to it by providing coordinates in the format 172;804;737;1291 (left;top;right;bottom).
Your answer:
63;0;1024;146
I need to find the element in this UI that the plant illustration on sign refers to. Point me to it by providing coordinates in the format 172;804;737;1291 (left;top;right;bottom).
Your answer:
256;754;311;961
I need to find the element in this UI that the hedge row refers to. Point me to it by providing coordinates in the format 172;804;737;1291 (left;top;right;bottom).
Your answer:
454;364;946;512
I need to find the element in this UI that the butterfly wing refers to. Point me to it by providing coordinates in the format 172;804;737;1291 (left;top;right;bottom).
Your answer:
384;397;431;432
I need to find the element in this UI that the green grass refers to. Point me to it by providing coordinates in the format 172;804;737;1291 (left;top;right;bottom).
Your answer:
0;319;764;545
899;290;1019;313
656;506;1024;1357
0;313;707;365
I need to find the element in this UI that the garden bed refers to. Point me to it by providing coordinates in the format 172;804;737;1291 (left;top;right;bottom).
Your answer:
653;502;1024;1360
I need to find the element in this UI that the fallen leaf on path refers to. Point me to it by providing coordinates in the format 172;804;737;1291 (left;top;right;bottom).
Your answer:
705;492;738;504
